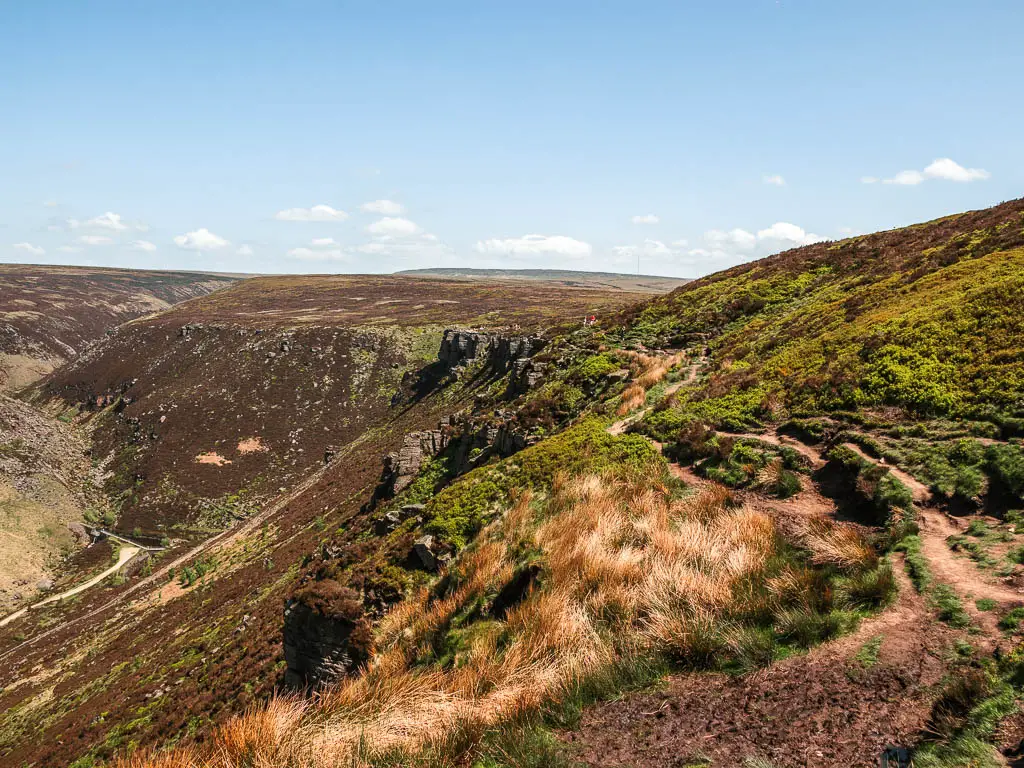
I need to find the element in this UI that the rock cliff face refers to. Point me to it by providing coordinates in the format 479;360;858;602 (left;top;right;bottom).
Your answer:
438;328;545;373
284;329;547;688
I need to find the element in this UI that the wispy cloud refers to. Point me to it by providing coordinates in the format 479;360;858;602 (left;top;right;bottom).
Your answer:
173;228;230;250
631;214;660;225
863;157;990;186
359;200;404;215
367;217;421;236
12;242;45;256
274;205;349;222
78;234;113;245
475;234;592;258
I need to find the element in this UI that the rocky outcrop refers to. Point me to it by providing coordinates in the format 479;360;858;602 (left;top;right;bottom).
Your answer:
371;409;538;508
283;581;372;688
438;328;546;377
380;428;450;496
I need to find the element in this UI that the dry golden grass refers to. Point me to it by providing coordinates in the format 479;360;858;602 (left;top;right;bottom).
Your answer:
791;515;878;571
615;351;686;416
121;466;875;768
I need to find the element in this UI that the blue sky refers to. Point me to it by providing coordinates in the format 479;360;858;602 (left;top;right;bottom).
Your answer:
2;1;1022;277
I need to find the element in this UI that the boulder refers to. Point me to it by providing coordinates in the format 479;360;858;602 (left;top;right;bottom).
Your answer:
282;582;370;689
67;521;91;547
411;535;438;571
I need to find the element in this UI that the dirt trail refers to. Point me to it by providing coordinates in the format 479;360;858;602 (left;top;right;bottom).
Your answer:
0;546;139;628
725;430;826;469
0;448;335;662
591;383;1023;764
606;352;705;437
841;442;931;503
567;558;954;767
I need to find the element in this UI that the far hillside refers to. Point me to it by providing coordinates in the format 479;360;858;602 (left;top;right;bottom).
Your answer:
397;267;689;293
0;264;237;390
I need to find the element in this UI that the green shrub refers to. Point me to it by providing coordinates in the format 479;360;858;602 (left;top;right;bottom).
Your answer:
776;608;852;649
987;444;1024;503
998;607;1024;631
775;470;802;499
840;561;896;609
932;584;971;628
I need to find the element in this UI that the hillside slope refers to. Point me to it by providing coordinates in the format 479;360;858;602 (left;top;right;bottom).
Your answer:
625;198;1024;426
397;268;689;293
0;274;648;767
0;264;237;391
7;202;1024;768
0;394;109;613
104;198;1024;768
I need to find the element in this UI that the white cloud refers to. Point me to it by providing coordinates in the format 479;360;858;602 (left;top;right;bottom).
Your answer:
78;235;113;245
884;170;926;186
85;211;128;231
705;228;757;251
681;220;826;273
756;222;825;246
631;214;660;225
274;205;349;222
173;228;230;250
763;174;786;186
474;234;592;259
64;211;145;231
43;200;58;208
12;242;45;256
923;157;990;182
612;239;673;260
872;158;990;186
671;239;688;247
58;245;81;253
359;199;404;215
130;240;157;252
367;217;422;237
236;245;254;256
287;246;350;261
310;237;339;247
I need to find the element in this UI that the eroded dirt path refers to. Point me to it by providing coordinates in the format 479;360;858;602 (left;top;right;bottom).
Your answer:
0;546;140;628
566;559;954;767
606;352;706;437
589;400;1020;766
840;441;931;503
725;429;827;469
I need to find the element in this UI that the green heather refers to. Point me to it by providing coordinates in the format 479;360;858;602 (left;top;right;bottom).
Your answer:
622;206;1024;429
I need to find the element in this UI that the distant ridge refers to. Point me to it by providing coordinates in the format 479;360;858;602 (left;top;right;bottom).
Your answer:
396;267;689;294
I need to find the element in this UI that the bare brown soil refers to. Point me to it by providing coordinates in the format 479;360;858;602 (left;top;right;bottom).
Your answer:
573;420;1019;767
566;560;954;768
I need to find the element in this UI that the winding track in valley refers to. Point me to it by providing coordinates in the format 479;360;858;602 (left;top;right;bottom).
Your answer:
0;546;140;629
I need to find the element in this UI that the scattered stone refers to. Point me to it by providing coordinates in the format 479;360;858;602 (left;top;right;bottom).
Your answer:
67;521;91;547
411;535;438;571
